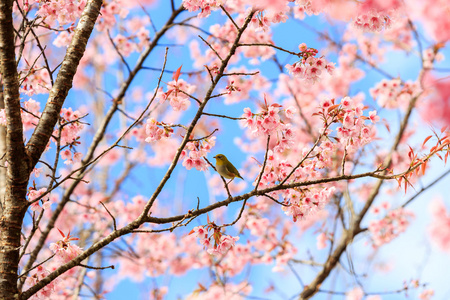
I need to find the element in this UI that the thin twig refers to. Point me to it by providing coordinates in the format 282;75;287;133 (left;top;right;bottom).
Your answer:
254;135;271;191
100;201;117;231
199;35;223;61
220;5;239;30
202;112;244;120
107;29;131;74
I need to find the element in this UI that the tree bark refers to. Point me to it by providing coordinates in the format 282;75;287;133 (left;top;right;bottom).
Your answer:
0;81;6;214
0;0;31;299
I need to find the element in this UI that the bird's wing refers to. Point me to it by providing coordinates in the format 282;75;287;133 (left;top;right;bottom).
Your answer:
226;164;243;179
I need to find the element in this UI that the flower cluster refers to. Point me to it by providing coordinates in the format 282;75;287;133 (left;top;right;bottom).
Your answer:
157;78;195;111
330;96;379;152
369;202;414;247
0;99;41;131
23;99;41;131
49;229;83;263
53;108;84;164
285;44;335;85
37;0;86;26
144;118;174;143
423;47;445;69
242;101;297;153
353;10;392;32
28;187;50;211
191;225;239;256
282;187;336;222
370;78;422;110
60;148;82;165
20;68;51;96
53;30;74;48
96;0;129;31
428;199;450;253
57;108;84;146
419;289;435;300
249;7;289;32
182;0;225;18
210;19;276;64
112;28;150;57
293;0;321;19
181;137;215;171
27;266;57;299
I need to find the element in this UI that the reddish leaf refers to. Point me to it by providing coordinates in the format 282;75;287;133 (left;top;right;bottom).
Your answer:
422;135;432;148
397;176;403;188
408;145;414;160
172;65;182;82
441;125;448;133
57;228;66;238
436;153;443;160
382;119;391;133
327;104;340;112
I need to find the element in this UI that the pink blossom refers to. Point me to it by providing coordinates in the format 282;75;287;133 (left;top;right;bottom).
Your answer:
418;289;435;300
27;266;57;299
341;96;353;109
370;79;421;110
369;206;414;247
316;232;328;250
181;138;214;172
346;287;363;300
33;167;43;178
353;10;393;32
193;226;207;238
60;149;72;160
182;0;224;18
428;199;450;252
49;230;83;263
246;217;270;236
28;188;50;212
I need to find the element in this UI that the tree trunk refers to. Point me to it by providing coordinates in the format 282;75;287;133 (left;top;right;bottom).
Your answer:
0;0;31;298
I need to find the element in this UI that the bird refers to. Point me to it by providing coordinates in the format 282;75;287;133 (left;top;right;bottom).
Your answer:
213;154;244;184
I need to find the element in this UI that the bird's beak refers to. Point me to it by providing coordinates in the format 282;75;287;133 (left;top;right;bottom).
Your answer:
213;155;217;159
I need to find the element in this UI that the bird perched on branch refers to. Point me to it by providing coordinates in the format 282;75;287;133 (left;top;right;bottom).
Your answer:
213;154;244;184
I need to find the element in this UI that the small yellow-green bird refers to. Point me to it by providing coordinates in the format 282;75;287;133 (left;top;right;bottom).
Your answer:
213;154;244;184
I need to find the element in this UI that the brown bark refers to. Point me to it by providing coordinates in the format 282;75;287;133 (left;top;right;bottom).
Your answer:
0;0;31;299
0;81;6;213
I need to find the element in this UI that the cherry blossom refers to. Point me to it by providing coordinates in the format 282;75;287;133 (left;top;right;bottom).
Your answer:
49;230;83;263
369;204;414;247
2;0;450;299
285;44;335;84
428;199;450;253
